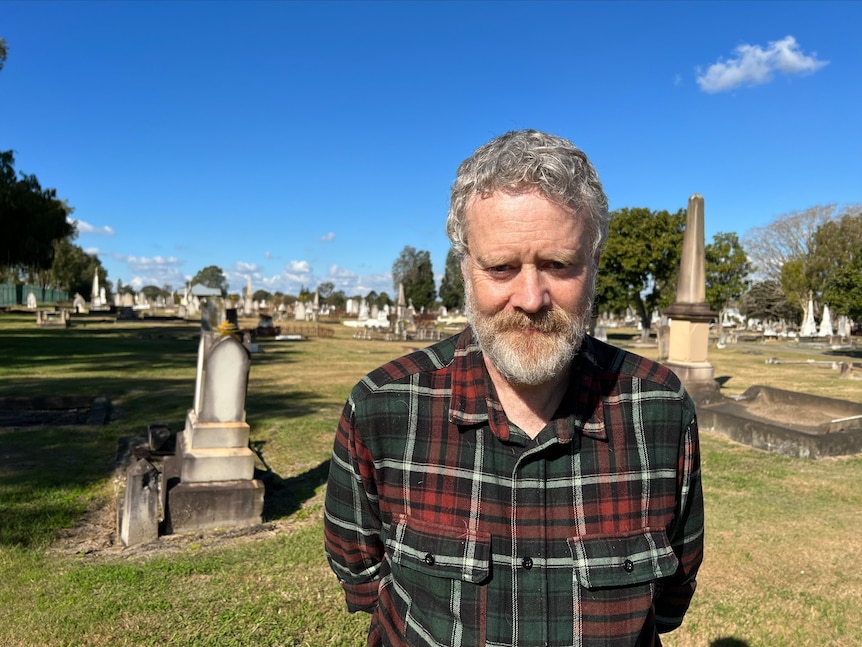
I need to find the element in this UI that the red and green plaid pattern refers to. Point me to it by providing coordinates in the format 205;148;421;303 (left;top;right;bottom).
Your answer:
325;329;704;647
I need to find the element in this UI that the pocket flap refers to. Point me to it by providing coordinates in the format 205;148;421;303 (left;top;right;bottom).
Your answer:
386;515;491;583
568;528;679;589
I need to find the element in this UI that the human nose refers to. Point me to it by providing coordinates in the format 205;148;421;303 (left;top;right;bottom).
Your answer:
509;266;550;313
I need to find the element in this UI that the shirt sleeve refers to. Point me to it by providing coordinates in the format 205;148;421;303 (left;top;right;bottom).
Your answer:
323;393;385;614
655;410;705;633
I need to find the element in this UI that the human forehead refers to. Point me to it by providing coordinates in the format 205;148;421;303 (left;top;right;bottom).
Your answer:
464;191;589;255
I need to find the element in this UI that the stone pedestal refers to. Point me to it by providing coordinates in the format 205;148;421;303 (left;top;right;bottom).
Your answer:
164;479;264;533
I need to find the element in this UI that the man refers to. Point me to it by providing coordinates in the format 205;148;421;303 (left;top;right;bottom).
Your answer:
324;129;704;647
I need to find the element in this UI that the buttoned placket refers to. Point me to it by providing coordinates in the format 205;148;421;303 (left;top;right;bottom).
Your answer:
508;433;561;647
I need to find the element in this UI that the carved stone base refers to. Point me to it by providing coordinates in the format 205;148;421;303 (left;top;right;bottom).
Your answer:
164;479;264;534
665;360;720;404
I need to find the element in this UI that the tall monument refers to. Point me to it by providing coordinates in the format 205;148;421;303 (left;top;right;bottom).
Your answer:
664;194;718;400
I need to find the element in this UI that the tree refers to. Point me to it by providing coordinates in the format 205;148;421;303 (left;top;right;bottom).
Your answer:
743;205;836;283
190;265;229;297
806;206;862;318
1;151;75;277
297;285;312;302
595;207;685;338
48;238;108;298
392;246;437;311
327;290;347;309
317;281;335;302
141;285;171;300
740;280;800;324
705;232;751;318
745;204;861;316
439;248;465;311
0;38;7;72
367;290;392;309
252;289;272;302
823;253;862;322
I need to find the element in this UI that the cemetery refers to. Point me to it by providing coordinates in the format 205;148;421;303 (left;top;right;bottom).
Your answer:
0;198;859;645
1;285;860;645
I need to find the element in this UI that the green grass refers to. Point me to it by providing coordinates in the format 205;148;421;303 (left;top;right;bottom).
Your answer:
0;310;860;646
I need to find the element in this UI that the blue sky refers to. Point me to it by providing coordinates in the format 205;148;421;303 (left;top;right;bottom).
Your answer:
2;1;860;297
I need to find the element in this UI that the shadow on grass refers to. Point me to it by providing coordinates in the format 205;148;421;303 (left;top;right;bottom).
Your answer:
259;459;330;521
710;639;750;647
0;425;117;548
825;348;862;359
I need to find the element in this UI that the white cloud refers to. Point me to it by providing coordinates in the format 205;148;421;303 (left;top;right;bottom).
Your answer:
319;232;336;242
287;259;312;274
72;217;115;236
696;35;828;94
112;254;186;290
233;261;259;273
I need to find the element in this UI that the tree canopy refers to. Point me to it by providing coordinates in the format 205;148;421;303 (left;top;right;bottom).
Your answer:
392;246;437;311
1;151;75;279
744;203;862;319
439;248;465;311
48;238;108;298
743;205;835;284
815;208;862;320
190;265;229;297
705;232;751;316
595;207;685;335
740;280;800;323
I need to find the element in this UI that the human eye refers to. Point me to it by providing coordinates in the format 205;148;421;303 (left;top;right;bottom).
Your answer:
480;261;517;278
541;258;586;278
540;259;573;273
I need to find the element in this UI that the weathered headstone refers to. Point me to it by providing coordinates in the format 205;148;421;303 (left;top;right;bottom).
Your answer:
120;458;160;546
164;329;263;533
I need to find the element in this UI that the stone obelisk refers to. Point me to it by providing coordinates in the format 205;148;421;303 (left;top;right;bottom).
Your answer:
664;194;718;400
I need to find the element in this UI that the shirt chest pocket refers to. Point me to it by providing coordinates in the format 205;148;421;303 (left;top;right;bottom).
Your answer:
383;515;491;647
567;528;679;589
386;514;491;583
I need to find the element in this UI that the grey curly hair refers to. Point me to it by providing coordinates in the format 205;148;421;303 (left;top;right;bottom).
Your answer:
446;129;609;259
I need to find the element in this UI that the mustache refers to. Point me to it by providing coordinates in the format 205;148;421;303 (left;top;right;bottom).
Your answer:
490;308;573;334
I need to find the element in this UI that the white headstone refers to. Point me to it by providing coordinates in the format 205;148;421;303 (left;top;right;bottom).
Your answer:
818;305;833;337
801;297;817;337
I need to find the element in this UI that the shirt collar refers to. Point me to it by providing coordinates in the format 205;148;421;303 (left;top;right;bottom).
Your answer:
448;328;608;443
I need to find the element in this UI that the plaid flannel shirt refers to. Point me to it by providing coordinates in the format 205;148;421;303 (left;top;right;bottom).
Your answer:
324;328;704;647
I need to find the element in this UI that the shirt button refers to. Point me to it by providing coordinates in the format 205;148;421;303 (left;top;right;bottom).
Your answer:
522;556;533;570
424;553;435;566
623;559;634;573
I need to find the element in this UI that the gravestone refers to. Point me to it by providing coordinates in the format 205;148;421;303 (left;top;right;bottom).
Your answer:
72;293;87;313
818;305;833;337
119;458;160;546
801;295;818;337
663;194;718;400
163;329;264;533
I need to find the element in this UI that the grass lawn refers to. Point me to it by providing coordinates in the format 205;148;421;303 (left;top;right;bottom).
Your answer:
0;310;860;646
